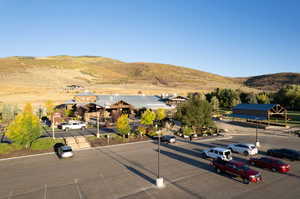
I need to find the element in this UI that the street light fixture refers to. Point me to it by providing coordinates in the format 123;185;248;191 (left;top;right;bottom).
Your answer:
255;117;260;147
155;124;164;188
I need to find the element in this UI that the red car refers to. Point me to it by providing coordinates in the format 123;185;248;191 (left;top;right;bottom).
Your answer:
249;157;290;173
212;159;262;184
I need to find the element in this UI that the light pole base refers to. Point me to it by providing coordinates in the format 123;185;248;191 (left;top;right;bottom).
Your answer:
156;177;165;188
255;141;260;147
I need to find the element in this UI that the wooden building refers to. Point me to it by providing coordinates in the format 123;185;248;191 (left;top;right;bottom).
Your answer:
231;104;287;123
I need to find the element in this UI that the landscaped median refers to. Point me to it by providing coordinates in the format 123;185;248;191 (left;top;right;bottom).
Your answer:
86;133;150;147
0;138;64;159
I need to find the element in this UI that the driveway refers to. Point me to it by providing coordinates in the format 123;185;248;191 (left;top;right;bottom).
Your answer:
0;134;300;199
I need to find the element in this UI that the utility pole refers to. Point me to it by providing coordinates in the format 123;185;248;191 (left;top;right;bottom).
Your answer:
156;125;164;188
255;118;260;147
52;115;55;140
97;112;100;138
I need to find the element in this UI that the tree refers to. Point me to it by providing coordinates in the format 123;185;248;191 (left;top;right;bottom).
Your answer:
245;93;258;104
175;97;214;132
156;108;166;127
0;104;20;123
116;114;131;140
273;85;300;110
44;100;55;117
210;96;219;112
256;93;270;104
6;103;41;148
141;109;156;126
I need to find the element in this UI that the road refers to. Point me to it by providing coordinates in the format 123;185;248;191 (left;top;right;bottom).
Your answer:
0;134;300;199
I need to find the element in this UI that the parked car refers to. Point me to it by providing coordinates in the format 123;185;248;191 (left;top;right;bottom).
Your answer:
267;148;300;161
57;120;86;131
161;135;176;143
203;147;232;161
212;159;262;184
249;157;290;173
227;143;258;156
57;145;74;158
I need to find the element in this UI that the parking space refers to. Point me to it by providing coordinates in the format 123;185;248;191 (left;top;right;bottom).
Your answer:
0;134;299;199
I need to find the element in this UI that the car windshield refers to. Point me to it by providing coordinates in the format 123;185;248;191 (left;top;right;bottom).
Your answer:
63;148;72;152
238;165;250;171
249;145;255;149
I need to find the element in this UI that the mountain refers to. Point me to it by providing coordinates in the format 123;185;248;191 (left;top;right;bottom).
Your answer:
244;73;300;91
0;55;254;104
0;56;297;104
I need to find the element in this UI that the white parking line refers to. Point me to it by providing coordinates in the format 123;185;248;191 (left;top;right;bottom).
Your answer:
44;184;47;199
74;179;83;199
7;190;13;199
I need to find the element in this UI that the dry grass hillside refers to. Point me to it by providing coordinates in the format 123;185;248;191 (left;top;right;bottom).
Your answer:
244;73;300;91
0;55;255;105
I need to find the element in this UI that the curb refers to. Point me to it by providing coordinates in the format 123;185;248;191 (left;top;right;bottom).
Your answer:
0;136;233;162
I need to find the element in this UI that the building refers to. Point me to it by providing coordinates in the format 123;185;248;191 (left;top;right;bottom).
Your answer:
60;91;172;122
230;104;287;123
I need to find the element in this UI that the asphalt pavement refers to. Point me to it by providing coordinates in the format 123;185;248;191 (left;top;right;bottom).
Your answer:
0;134;300;199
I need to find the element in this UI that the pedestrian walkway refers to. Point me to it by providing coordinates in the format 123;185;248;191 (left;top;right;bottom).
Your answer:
65;136;91;150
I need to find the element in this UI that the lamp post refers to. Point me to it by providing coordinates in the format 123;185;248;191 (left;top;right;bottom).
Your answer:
97;112;100;138
255;118;260;147
156;124;164;188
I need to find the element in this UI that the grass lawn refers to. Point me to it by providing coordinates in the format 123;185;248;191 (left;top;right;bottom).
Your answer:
0;138;64;155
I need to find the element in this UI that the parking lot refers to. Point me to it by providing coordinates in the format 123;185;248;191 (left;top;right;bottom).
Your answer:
0;134;299;199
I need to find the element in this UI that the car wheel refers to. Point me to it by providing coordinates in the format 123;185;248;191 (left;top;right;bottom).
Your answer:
244;151;249;156
271;168;277;172
216;168;222;174
203;153;208;159
250;161;255;166
243;178;250;184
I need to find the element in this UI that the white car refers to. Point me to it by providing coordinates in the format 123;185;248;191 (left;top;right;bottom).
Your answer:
203;147;232;161
57;145;74;158
57;120;86;131
227;143;258;156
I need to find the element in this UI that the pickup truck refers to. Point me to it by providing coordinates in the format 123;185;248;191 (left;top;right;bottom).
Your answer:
211;159;262;184
57;121;86;131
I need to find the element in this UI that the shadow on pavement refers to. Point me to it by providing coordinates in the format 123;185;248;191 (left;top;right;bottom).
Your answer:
125;165;156;184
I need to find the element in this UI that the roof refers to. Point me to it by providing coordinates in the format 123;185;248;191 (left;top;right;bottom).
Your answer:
95;95;172;110
212;147;231;152
233;104;277;111
228;113;267;120
75;91;96;96
64;99;76;104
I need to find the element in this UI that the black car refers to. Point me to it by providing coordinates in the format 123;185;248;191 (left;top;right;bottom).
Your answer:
267;148;300;161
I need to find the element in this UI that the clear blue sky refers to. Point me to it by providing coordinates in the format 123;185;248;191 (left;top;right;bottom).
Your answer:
0;0;299;77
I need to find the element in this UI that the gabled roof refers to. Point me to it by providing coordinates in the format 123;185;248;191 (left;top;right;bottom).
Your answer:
95;95;172;109
233;104;277;111
75;91;96;96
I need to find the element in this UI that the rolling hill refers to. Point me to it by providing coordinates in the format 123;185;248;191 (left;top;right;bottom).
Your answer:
244;73;300;91
0;55;297;104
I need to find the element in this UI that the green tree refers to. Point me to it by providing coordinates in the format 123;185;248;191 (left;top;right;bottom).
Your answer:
44;100;55;117
141;109;156;126
182;126;193;136
273;85;300;110
116;114;131;140
6;103;41;148
256;93;270;104
175;97;214;132
210;96;219;112
156;108;166;127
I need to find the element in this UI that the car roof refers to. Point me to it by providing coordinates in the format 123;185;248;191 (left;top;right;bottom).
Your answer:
211;147;230;152
230;160;245;166
234;143;254;147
